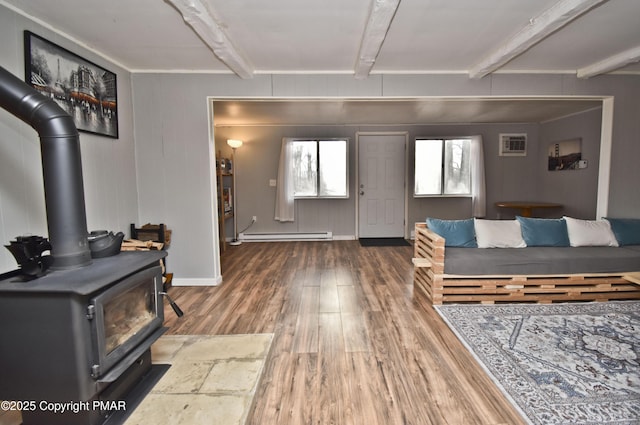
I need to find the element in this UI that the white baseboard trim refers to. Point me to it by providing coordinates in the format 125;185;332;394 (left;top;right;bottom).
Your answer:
333;235;356;240
239;231;332;242
172;276;222;287
236;233;357;242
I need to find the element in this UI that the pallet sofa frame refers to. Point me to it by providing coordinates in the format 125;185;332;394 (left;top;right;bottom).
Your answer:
413;222;640;304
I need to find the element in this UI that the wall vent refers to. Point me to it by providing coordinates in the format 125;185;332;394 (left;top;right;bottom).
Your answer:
499;133;527;156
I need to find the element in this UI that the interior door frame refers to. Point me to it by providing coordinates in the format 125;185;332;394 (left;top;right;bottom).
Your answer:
355;131;409;239
209;95;614;244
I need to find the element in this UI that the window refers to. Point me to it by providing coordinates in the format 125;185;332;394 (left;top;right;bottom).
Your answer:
414;138;471;196
291;139;348;198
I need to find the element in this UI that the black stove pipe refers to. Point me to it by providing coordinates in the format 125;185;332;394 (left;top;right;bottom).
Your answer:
0;66;91;269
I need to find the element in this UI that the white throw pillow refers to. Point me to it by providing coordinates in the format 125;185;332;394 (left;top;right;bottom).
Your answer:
563;216;619;247
474;219;527;248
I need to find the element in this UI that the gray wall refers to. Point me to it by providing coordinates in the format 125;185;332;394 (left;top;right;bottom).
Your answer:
539;108;603;219
2;3;639;285
214;122;544;239
0;6;139;274
131;74;220;285
214;112;603;238
135;73;639;285
214;125;359;239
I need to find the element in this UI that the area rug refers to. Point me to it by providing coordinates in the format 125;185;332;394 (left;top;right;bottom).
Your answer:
125;334;273;425
359;237;410;247
435;302;640;425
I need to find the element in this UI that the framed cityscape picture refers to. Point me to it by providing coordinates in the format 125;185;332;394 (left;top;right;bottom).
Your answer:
24;31;118;138
548;138;582;171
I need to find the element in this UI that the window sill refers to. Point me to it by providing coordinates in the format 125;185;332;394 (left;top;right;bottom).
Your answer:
295;196;350;200
413;194;472;199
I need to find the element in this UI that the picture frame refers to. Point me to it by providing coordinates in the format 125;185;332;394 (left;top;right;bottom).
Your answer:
24;31;118;138
548;138;582;171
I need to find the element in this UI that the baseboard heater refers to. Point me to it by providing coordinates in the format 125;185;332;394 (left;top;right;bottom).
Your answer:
238;231;333;242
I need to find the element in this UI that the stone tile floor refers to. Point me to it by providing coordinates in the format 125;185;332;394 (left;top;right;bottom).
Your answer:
0;334;273;425
126;334;273;425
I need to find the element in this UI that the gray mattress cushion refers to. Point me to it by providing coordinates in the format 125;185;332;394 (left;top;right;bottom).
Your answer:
624;245;640;254
443;246;640;275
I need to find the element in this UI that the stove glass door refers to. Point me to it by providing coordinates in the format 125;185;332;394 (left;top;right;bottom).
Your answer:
89;264;163;377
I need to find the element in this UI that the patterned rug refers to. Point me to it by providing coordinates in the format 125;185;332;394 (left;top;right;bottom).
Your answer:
435;302;640;425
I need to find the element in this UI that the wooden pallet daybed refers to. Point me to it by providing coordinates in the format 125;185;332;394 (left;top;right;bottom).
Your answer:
413;222;640;304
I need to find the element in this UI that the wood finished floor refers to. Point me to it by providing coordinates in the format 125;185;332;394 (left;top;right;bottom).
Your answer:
163;241;525;425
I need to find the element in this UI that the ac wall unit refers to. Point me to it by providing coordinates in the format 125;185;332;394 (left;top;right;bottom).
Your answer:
499;133;527;156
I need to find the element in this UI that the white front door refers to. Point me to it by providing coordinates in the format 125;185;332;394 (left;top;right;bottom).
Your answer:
358;133;406;238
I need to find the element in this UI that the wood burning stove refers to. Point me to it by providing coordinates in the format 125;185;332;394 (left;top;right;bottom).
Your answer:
0;251;168;425
0;66;179;424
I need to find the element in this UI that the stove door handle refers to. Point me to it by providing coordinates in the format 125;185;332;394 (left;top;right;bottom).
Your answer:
160;291;184;317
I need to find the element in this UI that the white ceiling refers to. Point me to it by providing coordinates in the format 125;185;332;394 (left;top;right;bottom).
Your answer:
211;98;604;126
4;0;640;76
4;0;636;124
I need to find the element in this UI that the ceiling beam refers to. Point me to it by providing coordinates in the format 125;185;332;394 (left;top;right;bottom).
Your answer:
354;0;401;79
166;0;254;79
468;0;608;79
577;46;640;78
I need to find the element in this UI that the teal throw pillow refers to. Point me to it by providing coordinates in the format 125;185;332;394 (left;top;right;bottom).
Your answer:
605;218;640;246
516;216;569;247
426;218;477;248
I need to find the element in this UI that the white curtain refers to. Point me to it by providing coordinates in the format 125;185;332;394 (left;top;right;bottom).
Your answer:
274;138;295;222
470;135;486;218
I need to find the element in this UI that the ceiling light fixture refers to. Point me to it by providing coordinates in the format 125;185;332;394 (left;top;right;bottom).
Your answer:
354;0;401;79
468;0;607;79
577;45;640;78
166;0;254;79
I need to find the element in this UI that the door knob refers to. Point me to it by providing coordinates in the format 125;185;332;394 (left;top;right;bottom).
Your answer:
360;190;365;195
